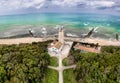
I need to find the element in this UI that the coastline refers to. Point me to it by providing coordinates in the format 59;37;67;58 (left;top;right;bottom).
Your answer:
0;25;118;40
83;38;120;46
0;37;44;45
0;37;120;46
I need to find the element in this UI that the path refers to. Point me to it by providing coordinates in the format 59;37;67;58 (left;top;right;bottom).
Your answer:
48;41;74;83
48;54;76;83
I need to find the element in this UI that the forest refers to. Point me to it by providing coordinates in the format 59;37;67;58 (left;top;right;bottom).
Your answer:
70;46;120;83
0;41;52;83
0;40;120;83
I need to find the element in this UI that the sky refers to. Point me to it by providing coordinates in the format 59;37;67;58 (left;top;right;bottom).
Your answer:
0;0;120;15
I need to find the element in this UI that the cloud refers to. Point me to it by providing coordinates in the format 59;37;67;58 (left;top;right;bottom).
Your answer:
52;0;84;7
21;0;45;9
0;0;46;10
52;0;116;9
0;0;120;13
86;1;115;8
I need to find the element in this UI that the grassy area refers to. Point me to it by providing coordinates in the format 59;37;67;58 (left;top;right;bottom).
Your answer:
44;68;58;83
63;69;77;83
49;57;58;67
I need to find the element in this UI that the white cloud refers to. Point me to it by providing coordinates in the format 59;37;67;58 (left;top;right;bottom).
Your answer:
20;0;46;9
35;3;45;9
0;0;119;13
87;1;115;8
0;0;46;10
0;0;21;10
52;0;116;8
9;1;21;9
52;0;84;7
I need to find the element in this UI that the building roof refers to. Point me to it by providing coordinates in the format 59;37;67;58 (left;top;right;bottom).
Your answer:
74;44;100;53
54;42;62;49
48;40;62;49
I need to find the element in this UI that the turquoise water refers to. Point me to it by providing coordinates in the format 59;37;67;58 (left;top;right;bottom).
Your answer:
0;13;120;34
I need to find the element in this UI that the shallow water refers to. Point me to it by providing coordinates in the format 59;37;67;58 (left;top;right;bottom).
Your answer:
0;13;120;38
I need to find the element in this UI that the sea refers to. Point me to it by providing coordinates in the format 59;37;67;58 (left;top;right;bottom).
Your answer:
0;13;120;39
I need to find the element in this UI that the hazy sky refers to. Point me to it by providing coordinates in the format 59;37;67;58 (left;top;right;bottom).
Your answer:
0;0;120;15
